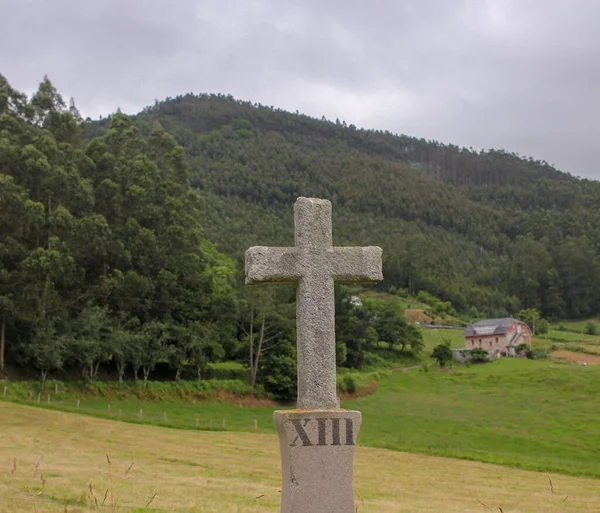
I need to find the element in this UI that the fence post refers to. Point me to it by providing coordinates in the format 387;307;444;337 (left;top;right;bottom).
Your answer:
139;408;143;419
254;419;258;429
77;399;80;408
37;393;41;404
2;386;6;398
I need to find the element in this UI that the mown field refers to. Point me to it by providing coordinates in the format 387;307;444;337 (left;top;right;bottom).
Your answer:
3;358;599;481
1;403;599;513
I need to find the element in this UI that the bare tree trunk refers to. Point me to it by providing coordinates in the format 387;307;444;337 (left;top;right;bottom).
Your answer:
250;315;266;388
143;367;150;388
249;301;254;386
175;368;181;382
117;363;125;386
0;318;5;373
40;369;48;392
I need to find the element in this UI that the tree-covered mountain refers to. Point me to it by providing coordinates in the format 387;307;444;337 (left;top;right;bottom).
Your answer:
3;74;600;391
3;75;420;394
98;92;600;321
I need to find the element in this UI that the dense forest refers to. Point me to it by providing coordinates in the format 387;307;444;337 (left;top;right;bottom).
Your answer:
114;92;600;321
0;75;423;395
2;74;600;392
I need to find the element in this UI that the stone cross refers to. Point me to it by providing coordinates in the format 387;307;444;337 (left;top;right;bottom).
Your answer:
245;197;383;409
245;197;382;513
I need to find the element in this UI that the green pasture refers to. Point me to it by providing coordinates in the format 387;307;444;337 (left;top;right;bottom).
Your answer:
556;319;600;333
4;358;599;478
3;394;276;433
347;358;600;477
419;327;465;351
547;329;600;344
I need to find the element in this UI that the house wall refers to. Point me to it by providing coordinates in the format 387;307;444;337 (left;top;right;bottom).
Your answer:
511;322;532;345
465;334;510;356
464;321;533;356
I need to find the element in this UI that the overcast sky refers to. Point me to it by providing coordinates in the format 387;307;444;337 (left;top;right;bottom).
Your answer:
2;0;599;178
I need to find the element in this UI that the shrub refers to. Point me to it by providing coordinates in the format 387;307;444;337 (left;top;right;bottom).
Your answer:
585;322;597;335
343;375;357;394
205;362;249;381
431;342;453;368
515;343;529;355
525;349;548;360
362;351;388;370
470;347;489;363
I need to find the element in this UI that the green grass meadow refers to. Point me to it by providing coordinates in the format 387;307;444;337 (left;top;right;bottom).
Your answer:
557;318;600;333
420;327;465;351
347;358;600;477
3;357;599;478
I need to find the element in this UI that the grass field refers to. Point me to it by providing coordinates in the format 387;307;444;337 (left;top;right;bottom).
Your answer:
3;358;599;481
556;319;600;333
547;330;600;344
347;358;600;478
1;403;599;512
419;327;465;351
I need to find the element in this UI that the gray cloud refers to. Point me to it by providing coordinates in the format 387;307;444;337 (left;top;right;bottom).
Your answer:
2;0;599;177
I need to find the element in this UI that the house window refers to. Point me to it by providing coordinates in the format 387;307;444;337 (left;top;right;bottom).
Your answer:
489;341;492;347
496;337;498;343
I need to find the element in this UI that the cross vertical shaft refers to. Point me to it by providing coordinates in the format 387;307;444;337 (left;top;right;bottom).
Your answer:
297;276;337;409
294;197;338;409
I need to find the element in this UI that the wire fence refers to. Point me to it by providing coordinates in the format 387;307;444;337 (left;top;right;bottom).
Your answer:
0;385;270;433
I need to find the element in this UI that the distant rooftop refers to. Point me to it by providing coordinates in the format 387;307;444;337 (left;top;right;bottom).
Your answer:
464;317;521;337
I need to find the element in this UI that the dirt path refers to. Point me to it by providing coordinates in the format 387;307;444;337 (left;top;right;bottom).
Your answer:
551;350;600;365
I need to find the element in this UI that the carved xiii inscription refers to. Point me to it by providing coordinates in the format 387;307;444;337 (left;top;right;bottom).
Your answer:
289;418;355;447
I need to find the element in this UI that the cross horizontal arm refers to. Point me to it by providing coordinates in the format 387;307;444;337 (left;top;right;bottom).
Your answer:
245;246;302;285
330;246;383;282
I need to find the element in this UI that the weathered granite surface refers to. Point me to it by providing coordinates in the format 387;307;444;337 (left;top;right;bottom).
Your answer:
274;409;362;513
245;197;382;410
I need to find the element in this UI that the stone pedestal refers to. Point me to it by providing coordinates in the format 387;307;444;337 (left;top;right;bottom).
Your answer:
274;409;361;513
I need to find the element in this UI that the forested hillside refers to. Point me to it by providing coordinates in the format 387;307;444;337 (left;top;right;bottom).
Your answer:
2;75;424;392
101;92;600;321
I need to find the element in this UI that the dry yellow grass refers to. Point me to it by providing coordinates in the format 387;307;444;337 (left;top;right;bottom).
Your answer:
1;402;599;512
